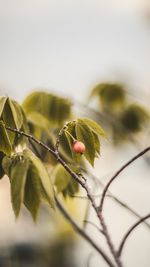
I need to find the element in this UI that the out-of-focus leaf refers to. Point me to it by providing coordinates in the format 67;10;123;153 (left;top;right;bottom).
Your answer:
67;179;79;197
90;82;126;111
22;91;72;127
120;104;149;133
76;119;95;166
62;178;79;198
53;164;71;193
27;111;50;131
0;120;12;155
11;158;29;217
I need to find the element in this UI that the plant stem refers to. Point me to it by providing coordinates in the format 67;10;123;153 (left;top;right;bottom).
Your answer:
5;125;115;267
55;194;115;267
117;214;150;257
99;146;150;212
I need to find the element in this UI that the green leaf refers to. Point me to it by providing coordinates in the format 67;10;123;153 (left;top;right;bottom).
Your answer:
24;165;41;220
53;164;71;193
67;179;79;197
76;119;95;166
0;121;12;155
24;149;55;208
121;104;149;133
2;98;23;130
27;111;50;132
22;91;72;127
0;97;7;117
90;83;126;111
81;118;106;137
10;100;23;130
2;155;12;176
92;132;100;155
11;158;29;217
0;152;5;179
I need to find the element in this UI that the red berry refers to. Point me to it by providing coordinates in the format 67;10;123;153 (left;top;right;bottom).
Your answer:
72;141;86;154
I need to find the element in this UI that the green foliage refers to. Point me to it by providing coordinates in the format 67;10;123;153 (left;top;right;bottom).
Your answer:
61;118;106;166
0;121;12;155
90;82;126;111
53;164;79;197
53;164;71;193
3;149;55;220
0;96;27;148
120;104;149;133
11;158;29;217
0;152;5;179
76;120;95;165
22;91;72;128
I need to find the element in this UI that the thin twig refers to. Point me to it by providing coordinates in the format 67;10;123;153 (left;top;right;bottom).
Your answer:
117;214;150;256
99;146;150;212
5;125;117;266
55;194;115;267
83;220;104;234
81;168;150;230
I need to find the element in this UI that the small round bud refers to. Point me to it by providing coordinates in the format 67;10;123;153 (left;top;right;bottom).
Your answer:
72;141;86;154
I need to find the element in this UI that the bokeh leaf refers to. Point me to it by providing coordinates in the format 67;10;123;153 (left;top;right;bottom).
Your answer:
53;164;71;193
22;91;72;127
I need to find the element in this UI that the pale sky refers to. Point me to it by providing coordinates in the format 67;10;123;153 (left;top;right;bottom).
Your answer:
0;0;150;102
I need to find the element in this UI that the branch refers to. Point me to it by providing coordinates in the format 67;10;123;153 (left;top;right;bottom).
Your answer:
6;125;122;266
99;146;150;212
54;194;115;267
83;220;104;234
117;214;150;257
81;168;150;230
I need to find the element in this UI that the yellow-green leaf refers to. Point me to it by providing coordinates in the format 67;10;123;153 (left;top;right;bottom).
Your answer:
11;158;29;217
24;149;55;208
0;97;7;117
81;118;106;137
24;165;41;220
76;120;95;166
0;121;12;155
53;164;71;193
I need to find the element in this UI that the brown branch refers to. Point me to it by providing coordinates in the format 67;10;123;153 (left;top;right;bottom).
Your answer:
99;146;150;212
81;168;150;230
6;125;118;266
54;194;115;267
83;220;104;234
117;214;150;257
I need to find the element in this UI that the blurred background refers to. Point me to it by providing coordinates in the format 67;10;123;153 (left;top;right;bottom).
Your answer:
0;0;150;266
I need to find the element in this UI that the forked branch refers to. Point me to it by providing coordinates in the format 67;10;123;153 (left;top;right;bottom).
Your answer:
117;214;150;256
99;147;150;212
